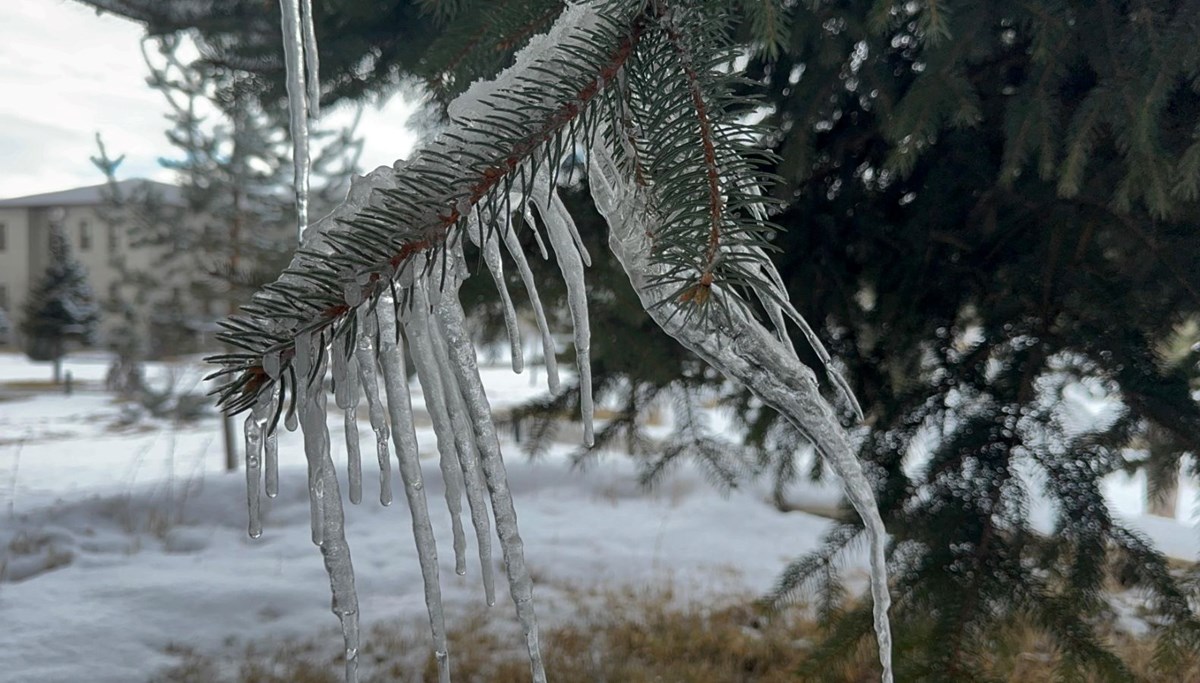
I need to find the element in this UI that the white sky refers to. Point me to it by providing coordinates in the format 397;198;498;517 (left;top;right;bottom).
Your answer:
0;0;418;200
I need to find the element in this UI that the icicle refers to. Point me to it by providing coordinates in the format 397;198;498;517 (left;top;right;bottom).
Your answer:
375;300;451;683
499;203;560;392
468;218;524;373
311;377;362;683
279;0;310;241
333;347;363;504
530;173;594;446
294;330;324;546
300;0;320;118
404;280;468;577
435;289;546;683
264;385;280;498
431;321;497;605
291;329;362;683
243;398;267;539
354;324;393;506
591;139;892;683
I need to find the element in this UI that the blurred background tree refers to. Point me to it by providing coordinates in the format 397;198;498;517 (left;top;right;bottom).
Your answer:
20;216;100;384
77;0;1200;678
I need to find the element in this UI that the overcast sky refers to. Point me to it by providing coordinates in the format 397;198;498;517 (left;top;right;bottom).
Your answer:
0;0;418;200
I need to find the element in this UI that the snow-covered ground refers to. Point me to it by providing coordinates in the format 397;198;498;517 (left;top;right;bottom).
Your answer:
0;351;1196;682
0;352;858;682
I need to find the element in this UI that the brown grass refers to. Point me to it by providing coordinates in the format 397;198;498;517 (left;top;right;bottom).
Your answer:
150;584;1200;683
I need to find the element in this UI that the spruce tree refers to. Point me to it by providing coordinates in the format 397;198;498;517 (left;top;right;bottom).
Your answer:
21;219;101;383
77;0;1200;680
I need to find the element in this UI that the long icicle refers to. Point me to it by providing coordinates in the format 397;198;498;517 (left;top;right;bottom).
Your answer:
529;173;594;446
435;286;546;683
333;345;363;504
243;395;267;539
469;217;525;373
499;200;561;392
427;306;497;606
294;330;323;545
300;0;320;118
301;347;361;683
404;278;469;577
278;0;310;241
590;139;893;683
374;302;452;683
355;326;393;506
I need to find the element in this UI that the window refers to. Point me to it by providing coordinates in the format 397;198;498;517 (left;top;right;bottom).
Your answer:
107;224;119;253
0;223;6;251
0;284;7;310
79;220;91;251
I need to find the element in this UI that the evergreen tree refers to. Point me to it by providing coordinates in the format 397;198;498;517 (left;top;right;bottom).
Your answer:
78;0;1200;679
21;219;101;383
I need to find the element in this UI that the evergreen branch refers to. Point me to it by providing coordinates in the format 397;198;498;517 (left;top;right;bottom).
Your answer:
654;0;728;300
210;1;646;415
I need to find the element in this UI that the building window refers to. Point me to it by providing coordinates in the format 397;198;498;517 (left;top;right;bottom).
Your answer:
108;224;119;253
0;223;6;251
0;284;7;310
79;221;92;251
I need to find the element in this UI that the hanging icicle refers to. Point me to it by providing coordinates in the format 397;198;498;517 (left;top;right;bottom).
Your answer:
404;277;469;577
332;345;363;504
374;301;453;683
435;283;547;683
498;202;561;392
279;0;312;240
467;217;524;373
243;395;267;539
354;327;393;506
529;173;594;446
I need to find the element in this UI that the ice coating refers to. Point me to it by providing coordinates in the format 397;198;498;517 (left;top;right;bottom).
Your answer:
354;328;393;506
278;0;311;241
530;174;594;446
590;139;893;682
499;204;561;391
468;218;524;373
435;288;546;683
374;302;451;683
403;280;468;576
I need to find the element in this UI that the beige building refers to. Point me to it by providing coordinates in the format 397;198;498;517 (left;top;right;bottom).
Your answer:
0;179;220;353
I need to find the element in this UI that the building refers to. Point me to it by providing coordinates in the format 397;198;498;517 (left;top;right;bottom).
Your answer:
0;179;219;354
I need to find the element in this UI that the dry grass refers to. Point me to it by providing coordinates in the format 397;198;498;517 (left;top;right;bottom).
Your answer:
150;584;1200;683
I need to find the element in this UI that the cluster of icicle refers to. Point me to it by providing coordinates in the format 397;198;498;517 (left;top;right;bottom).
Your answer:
243;238;572;682
252;1;893;682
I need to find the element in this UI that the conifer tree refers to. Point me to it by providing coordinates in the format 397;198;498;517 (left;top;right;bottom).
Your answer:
21;219;101;383
76;0;1200;680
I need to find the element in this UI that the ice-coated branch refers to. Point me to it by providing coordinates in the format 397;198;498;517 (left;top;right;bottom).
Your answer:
590;139;894;683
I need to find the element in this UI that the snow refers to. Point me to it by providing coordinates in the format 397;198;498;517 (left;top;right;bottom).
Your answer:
1;351;1199;682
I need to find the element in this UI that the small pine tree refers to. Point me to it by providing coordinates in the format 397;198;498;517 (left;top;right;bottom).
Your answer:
21;219;100;383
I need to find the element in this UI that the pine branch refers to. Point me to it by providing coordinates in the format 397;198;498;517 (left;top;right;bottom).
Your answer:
210;2;646;414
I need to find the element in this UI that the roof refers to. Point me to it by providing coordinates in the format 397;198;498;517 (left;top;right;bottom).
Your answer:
0;179;185;208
